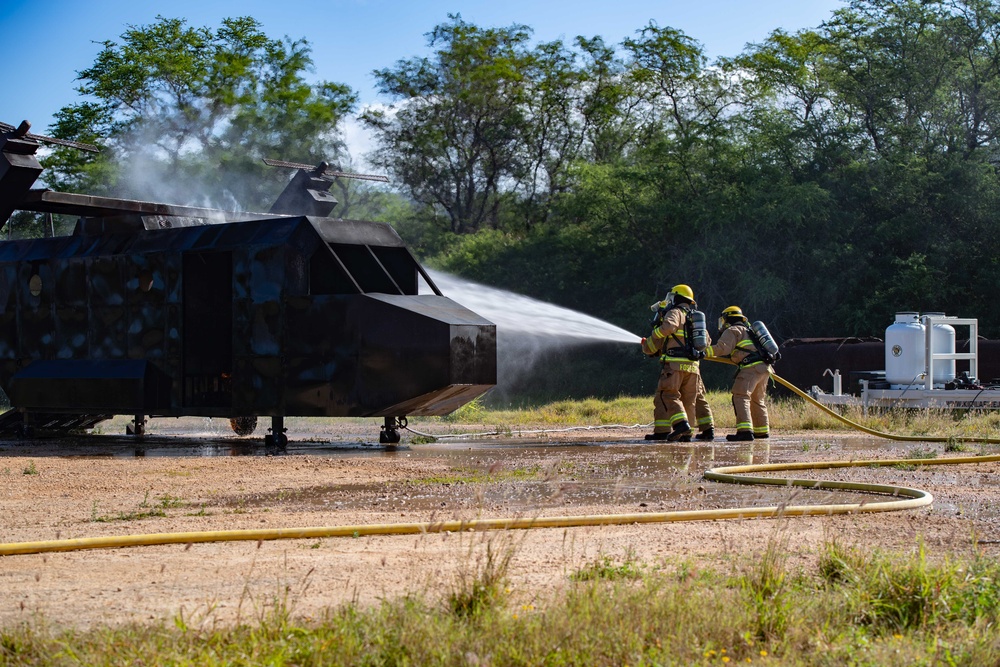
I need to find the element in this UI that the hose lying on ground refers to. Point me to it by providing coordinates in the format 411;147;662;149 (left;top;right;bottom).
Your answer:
2;365;997;557
769;370;1000;444
5;450;1000;556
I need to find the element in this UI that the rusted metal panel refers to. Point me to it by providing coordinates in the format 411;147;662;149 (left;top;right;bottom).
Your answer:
9;359;169;412
268;168;339;217
0;129;43;229
775;338;884;394
53;259;87;306
20;190;276;223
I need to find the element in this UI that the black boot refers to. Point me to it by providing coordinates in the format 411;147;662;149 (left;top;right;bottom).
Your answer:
695;427;715;442
644;431;670;441
726;430;754;442
667;421;693;442
755;432;770;439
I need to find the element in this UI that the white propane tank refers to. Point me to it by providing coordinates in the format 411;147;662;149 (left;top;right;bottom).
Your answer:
923;313;956;385
885;312;925;388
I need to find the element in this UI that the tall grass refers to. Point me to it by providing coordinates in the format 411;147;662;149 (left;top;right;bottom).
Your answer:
437;395;654;427
447;533;518;618
418;391;1000;440
7;540;1000;665
817;540;1000;633
740;528;793;641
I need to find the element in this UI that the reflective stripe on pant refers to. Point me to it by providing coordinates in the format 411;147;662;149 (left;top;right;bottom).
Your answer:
683;375;714;431
653;366;700;434
731;364;770;435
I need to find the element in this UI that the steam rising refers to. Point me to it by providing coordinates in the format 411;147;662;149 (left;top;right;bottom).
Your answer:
111;117;347;214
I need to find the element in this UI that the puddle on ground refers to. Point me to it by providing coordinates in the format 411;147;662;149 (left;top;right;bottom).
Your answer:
0;428;881;460
1;428;993;521
208;437;912;517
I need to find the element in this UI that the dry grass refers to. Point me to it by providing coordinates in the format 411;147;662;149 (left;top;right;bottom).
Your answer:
412;391;1000;443
6;538;1000;665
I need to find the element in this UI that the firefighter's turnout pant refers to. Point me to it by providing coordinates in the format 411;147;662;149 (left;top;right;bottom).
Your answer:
732;363;771;436
653;361;700;435
684;375;714;434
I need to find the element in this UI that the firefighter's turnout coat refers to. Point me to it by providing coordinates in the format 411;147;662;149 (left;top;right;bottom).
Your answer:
642;305;709;435
706;323;772;437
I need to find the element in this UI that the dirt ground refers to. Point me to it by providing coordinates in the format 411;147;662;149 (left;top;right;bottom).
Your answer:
2;417;999;630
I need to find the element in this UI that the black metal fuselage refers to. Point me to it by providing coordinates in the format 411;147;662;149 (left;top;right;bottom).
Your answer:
0;123;497;430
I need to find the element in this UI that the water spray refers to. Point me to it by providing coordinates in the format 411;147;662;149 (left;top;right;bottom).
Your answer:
424;269;640;345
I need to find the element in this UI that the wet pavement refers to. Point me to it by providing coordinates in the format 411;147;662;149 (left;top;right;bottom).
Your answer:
0;424;985;519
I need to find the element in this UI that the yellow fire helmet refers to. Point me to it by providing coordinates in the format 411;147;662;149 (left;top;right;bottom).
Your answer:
718;305;746;331
669;284;695;306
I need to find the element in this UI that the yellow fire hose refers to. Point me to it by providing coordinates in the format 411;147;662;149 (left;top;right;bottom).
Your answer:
769;369;1000;444
1;364;998;557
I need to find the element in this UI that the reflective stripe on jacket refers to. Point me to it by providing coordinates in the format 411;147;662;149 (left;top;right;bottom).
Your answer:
643;306;709;373
642;307;686;357
705;324;765;368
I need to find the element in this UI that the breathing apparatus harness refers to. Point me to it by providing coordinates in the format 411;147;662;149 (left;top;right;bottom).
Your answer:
651;301;708;363
740;321;781;367
715;307;781;369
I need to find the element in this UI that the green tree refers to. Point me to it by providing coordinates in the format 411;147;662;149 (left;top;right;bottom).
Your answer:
733;28;845;170
603;23;746;302
575;35;651;164
938;0;1000;157
515;39;588;228
623;22;739;155
821;0;954;157
46;15;356;211
363;14;534;234
808;1;1000;334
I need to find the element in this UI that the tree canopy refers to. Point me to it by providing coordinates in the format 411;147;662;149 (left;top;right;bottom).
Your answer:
363;2;1000;342
39;3;1000;345
46;15;357;211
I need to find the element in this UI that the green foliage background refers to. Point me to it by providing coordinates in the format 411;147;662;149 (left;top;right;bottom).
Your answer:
35;2;1000;399
357;3;1000;345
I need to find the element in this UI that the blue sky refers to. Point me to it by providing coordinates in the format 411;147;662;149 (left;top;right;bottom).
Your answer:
2;0;844;147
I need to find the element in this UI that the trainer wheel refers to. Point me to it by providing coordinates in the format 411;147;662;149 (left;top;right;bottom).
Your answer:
229;416;258;436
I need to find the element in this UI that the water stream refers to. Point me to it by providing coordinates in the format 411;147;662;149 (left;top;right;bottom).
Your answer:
423;269;640;345
421;269;644;396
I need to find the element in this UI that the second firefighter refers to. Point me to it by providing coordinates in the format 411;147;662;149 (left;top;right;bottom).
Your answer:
705;306;773;441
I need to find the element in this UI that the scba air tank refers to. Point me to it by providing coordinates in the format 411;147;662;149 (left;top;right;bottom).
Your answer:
750;321;779;360
885;312;925;387
923;313;956;384
689;310;708;351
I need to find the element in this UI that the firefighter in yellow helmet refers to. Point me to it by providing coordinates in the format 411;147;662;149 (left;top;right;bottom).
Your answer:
640;284;712;441
705;306;772;441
